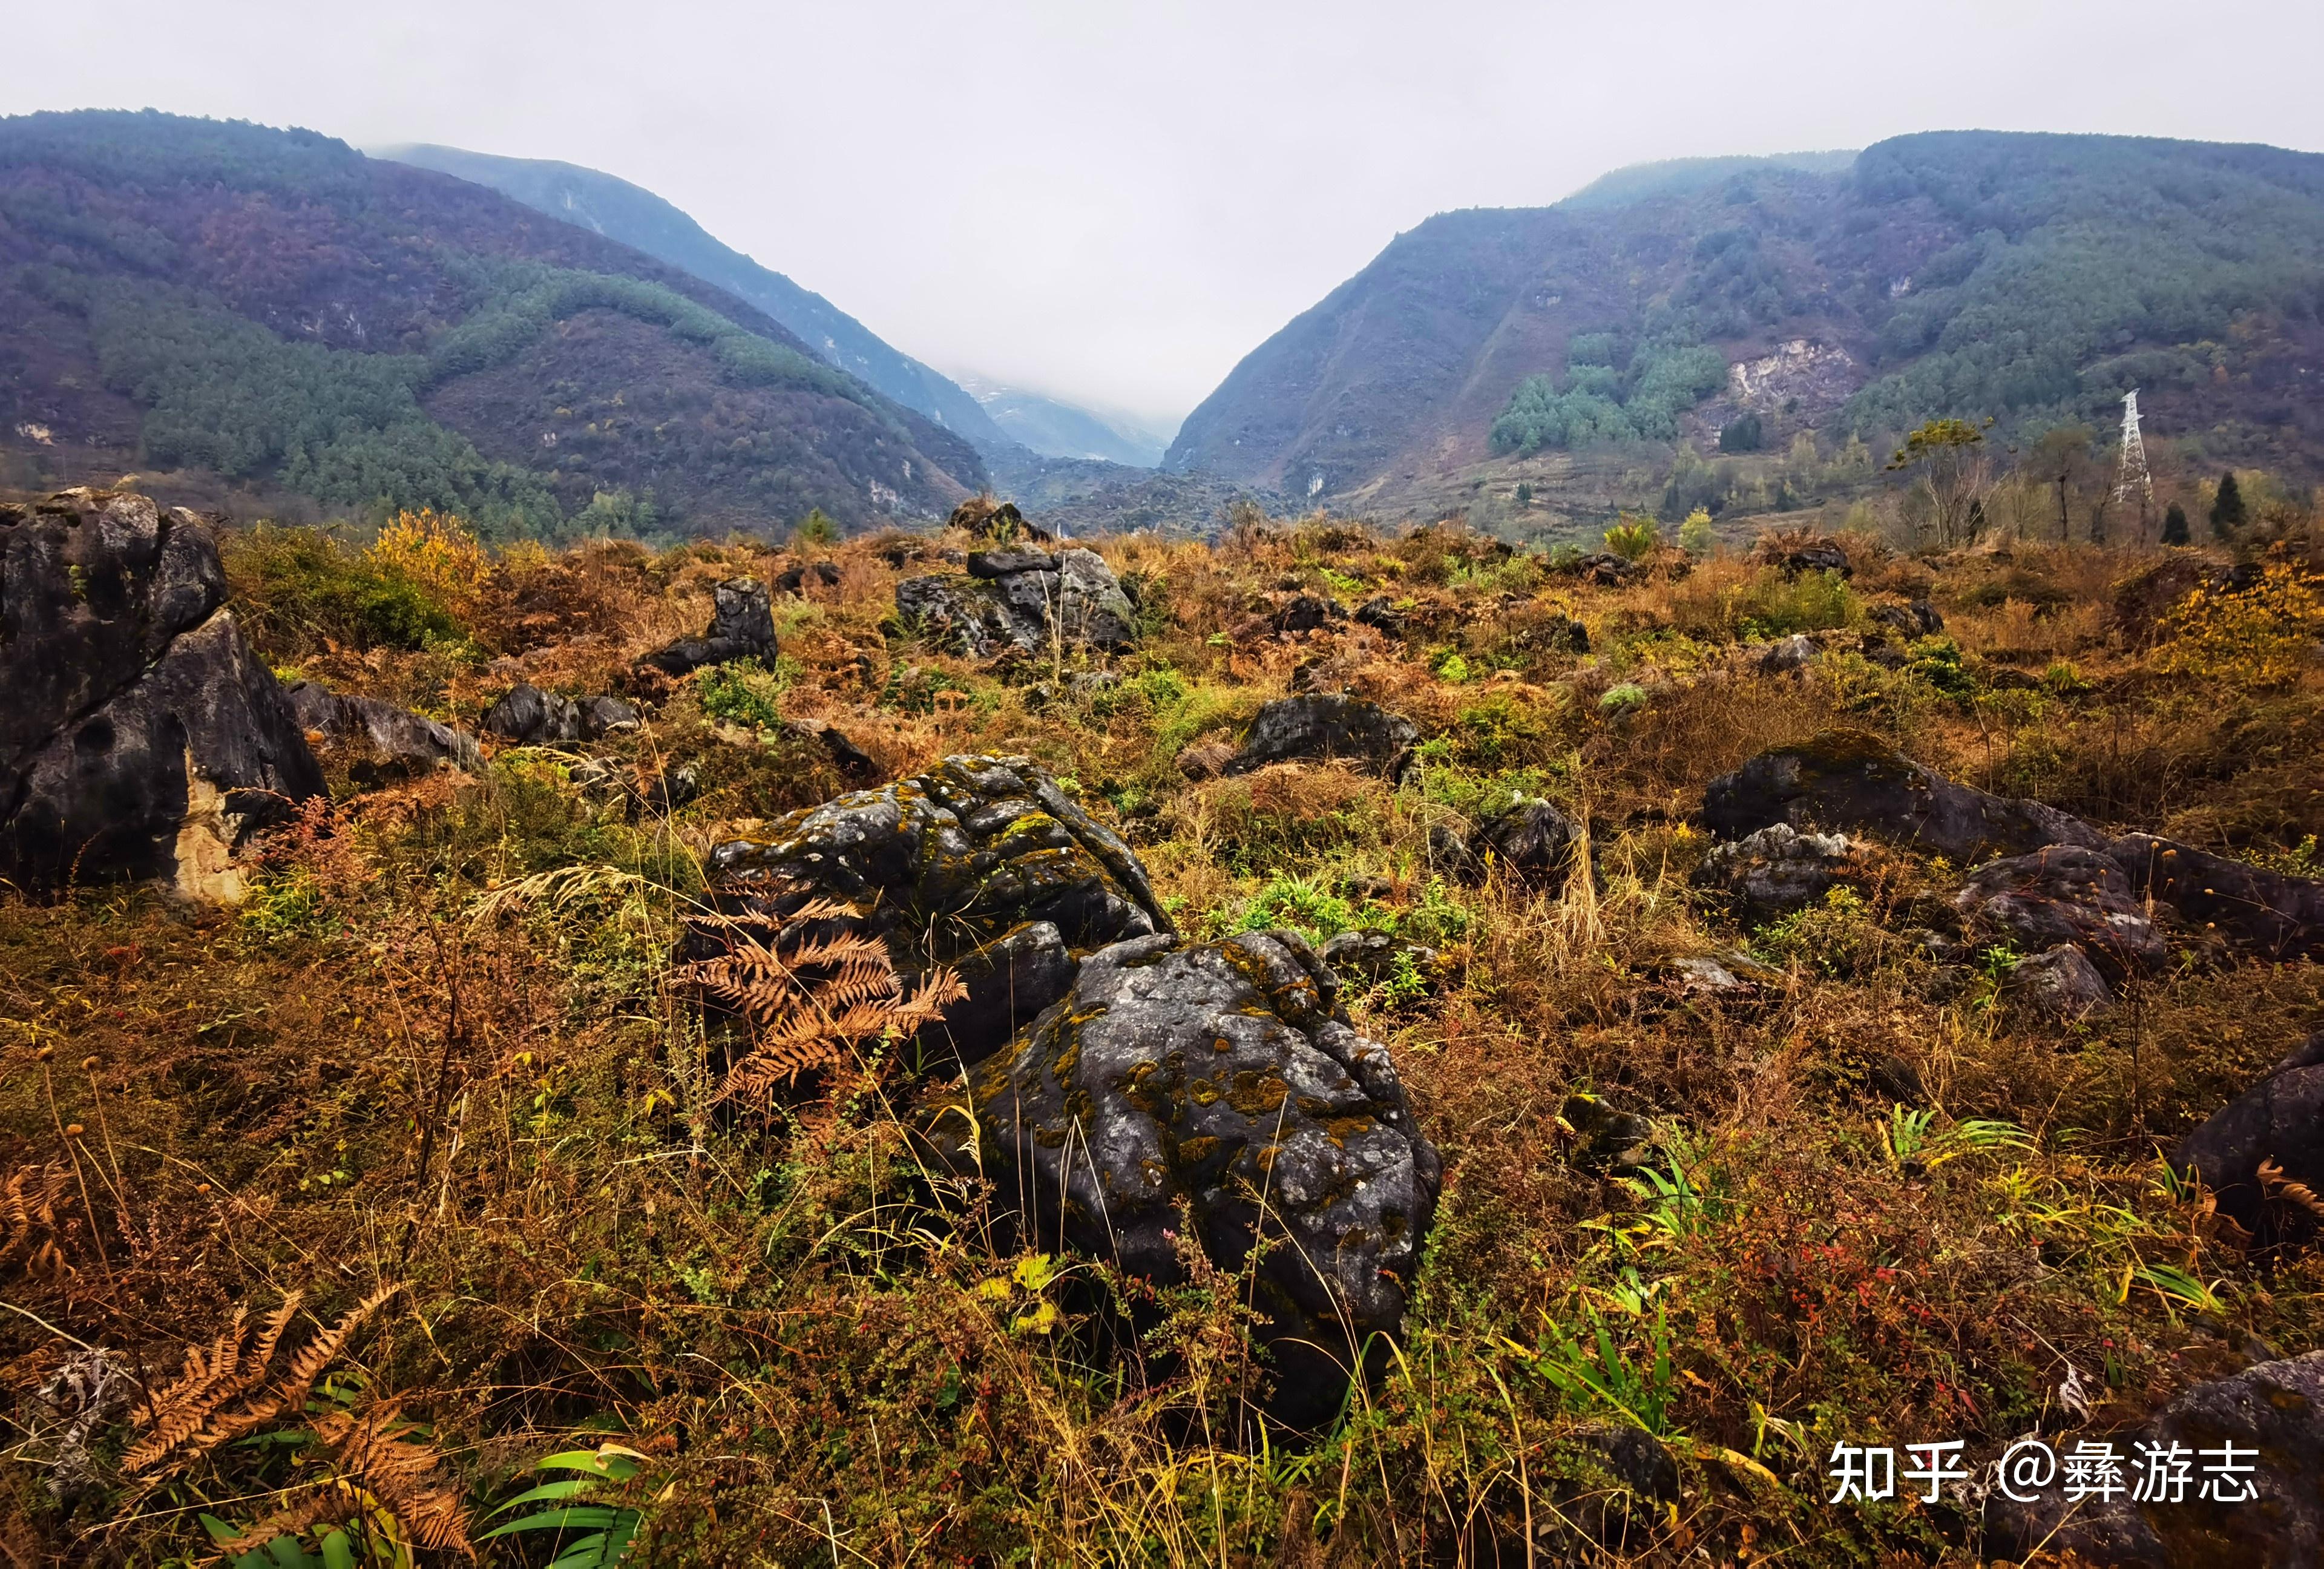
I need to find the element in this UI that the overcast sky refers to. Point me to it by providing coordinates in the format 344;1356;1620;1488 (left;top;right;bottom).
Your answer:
16;1;2324;431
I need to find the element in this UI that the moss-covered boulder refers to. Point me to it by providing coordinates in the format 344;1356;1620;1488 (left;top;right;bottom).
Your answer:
969;929;1442;1423
1224;694;1419;783
1704;728;2106;864
706;755;1168;1065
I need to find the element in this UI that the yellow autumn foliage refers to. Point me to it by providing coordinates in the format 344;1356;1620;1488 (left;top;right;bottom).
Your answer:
2159;560;2324;687
365;508;486;608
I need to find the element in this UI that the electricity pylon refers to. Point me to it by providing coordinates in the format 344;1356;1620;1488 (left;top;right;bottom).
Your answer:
2114;390;2154;508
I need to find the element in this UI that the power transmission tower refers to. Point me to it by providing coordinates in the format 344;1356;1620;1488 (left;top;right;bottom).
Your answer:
2114;389;2154;517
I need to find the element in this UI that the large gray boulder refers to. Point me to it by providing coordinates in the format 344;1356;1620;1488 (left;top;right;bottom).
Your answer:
2176;1030;2324;1251
1;489;322;898
637;577;776;677
1983;1350;2324;1567
1704;728;2106;864
971;930;1442;1423
1953;844;2166;981
893;548;1135;657
2108;834;2324;964
1224;695;1420;783
706;755;1168;1065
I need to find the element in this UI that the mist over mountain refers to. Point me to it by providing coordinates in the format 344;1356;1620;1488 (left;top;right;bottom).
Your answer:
954;375;1173;467
373;142;1015;457
0;110;985;536
1166;131;2324;520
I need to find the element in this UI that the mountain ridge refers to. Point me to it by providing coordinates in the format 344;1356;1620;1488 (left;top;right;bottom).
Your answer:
1165;130;2324;519
372;142;1017;456
0;110;985;536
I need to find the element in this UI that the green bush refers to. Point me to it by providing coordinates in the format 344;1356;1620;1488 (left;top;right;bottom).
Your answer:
226;527;466;653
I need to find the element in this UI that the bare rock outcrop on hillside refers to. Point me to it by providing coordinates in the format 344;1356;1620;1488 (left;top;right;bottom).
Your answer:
1;488;321;899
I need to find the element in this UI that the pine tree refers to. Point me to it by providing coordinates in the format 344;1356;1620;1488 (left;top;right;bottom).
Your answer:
2210;471;2245;540
2161;502;2189;545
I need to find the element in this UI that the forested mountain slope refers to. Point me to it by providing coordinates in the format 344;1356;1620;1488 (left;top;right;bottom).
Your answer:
0;111;986;536
1166;132;2324;508
373;142;1015;456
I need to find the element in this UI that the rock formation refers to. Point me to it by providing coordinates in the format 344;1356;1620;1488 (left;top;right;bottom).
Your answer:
706;755;1167;1065
970;929;1442;1423
1;489;321;898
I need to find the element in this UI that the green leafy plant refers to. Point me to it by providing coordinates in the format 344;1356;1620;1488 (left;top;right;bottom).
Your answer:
481;1442;654;1568
1880;1105;2034;1170
1603;518;1660;562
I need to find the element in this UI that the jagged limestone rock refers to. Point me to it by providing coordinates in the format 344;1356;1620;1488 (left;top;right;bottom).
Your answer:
1224;694;1419;783
1692;822;1874;919
637;577;777;676
970;929;1442;1423
286;682;480;784
1954;845;2164;980
893;548;1137;657
707;755;1167;1065
1;489;321;897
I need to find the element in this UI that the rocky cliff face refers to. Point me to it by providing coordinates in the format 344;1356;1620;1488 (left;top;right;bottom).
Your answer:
0;488;322;898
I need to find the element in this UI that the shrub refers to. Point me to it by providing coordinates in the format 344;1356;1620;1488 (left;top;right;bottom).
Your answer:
365;508;485;609
2159;561;2324;688
228;526;467;653
697;659;796;729
1604;518;1660;562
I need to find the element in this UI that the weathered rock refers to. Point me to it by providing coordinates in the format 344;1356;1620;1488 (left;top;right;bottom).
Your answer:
286;682;480;784
1353;596;1405;636
482;683;583;745
1758;633;1820;674
1270;594;1345;636
706;755;1168;1065
637;577;777;676
2176;1030;2324;1249
971;930;1442;1421
1571;552;1638;587
580;696;640;738
1761;539;1852;579
1224;695;1419;783
773;560;841;596
1561;1093;1652;1174
895;548;1135;657
1692;823;1873;919
1868;600;1944;638
2108;834;2324;963
948;496;1052;544
1983;1350;2324;1567
1;489;322;898
784;717;879;783
1703;729;2107;864
1954;845;2166;980
1318;929;1447;996
2003;944;2116;1021
1514;611;1590;656
1472;797;1581;885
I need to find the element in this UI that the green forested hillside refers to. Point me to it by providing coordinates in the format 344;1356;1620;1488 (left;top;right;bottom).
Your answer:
373;142;1017;456
0;111;986;536
1167;132;2324;516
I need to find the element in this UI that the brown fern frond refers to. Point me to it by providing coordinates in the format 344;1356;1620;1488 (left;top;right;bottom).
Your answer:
277;1282;402;1401
2259;1157;2324;1219
124;1309;251;1472
313;1405;473;1553
240;1291;305;1396
0;1166;70;1261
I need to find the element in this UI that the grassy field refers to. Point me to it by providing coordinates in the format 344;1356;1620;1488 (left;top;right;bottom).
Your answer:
2;509;2320;1565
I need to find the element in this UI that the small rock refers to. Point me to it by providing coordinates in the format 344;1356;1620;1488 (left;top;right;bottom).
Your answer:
1868;600;1944;637
1224;695;1419;783
1758;633;1820;674
1704;728;2107;863
286;681;479;784
1270;594;1346;636
482;683;585;746
972;930;1442;1424
1561;1093;1652;1174
1318;929;1446;995
580;695;640;738
1983;1351;2324;1567
773;560;841;595
1353;596;1405;636
1472;797;1580;886
1692;823;1870;920
2003;944;2115;1021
